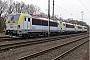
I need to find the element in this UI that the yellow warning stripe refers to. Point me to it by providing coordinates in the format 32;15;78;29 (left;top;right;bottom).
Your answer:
18;13;24;24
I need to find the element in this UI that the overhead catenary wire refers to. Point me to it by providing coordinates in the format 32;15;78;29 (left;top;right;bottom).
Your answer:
79;0;90;11
34;0;79;14
35;0;74;13
55;4;80;21
60;0;79;12
54;4;72;14
33;0;81;20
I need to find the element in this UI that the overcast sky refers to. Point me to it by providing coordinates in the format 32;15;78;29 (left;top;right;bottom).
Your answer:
14;0;90;25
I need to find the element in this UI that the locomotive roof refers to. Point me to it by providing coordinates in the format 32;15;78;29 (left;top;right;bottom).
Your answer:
9;13;32;17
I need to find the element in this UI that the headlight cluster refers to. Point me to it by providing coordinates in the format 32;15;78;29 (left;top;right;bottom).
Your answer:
12;21;15;23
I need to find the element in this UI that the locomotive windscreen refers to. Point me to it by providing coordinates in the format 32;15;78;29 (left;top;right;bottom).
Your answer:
8;14;20;21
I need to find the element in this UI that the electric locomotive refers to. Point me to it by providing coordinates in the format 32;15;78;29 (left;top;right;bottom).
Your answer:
3;13;60;37
3;13;87;37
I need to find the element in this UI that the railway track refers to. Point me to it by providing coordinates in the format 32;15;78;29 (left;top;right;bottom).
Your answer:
17;35;89;60
0;33;88;46
0;33;87;45
0;36;19;42
0;33;88;60
0;33;88;53
52;40;88;60
0;36;10;38
0;33;88;42
0;36;12;40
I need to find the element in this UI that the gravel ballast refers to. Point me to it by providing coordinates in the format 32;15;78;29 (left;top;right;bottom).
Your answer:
29;38;88;60
57;41;89;60
0;35;88;60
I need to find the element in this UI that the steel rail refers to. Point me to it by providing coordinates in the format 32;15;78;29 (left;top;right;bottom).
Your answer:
0;34;87;52
52;40;89;60
18;35;88;60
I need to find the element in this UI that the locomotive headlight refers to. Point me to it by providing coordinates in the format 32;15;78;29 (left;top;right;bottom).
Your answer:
13;21;15;23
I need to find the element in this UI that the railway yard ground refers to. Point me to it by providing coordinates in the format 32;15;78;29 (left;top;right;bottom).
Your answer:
0;33;9;37
0;33;89;60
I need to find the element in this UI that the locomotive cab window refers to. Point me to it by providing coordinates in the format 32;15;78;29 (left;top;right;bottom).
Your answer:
8;14;20;21
25;17;26;21
28;18;30;22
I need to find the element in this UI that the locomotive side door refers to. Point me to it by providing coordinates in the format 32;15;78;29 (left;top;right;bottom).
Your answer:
23;17;27;30
27;17;31;30
23;17;31;34
23;17;31;30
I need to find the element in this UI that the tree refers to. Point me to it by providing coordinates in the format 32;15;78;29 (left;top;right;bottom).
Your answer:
0;0;8;32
